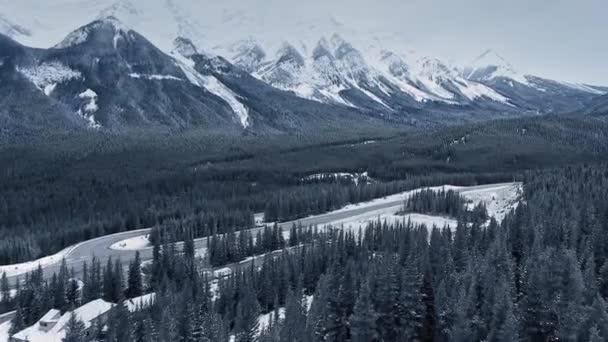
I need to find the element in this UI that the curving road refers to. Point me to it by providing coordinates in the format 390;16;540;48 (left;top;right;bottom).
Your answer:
4;182;518;286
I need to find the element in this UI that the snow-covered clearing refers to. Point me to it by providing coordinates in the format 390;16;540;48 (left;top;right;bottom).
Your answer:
459;182;522;223
328;207;457;232
326;182;521;231
254;213;265;225
0;320;11;342
110;234;150;251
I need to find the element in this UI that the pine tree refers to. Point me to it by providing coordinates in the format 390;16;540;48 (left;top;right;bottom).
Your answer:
235;283;261;342
63;312;86;342
103;257;115;302
9;302;26;336
106;300;132;342
280;285;307;342
66;279;80;309
0;272;10;310
486;279;519;342
350;277;376;342
133;317;151;342
113;259;125;302
589;325;603;342
126;251;143;298
400;265;424;340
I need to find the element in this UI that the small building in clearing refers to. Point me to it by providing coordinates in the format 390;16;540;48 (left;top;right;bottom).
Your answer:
10;299;114;342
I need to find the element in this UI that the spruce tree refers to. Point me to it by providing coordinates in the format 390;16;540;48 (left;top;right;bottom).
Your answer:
126;251;143;298
350;277;376;342
280;285;307;342
235;283;261;342
63;312;86;342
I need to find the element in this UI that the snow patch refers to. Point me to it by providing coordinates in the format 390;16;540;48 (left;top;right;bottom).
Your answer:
126;293;156;312
54;29;89;49
204;75;250;128
459;182;522;223
128;73;182;81
77;89;101;129
18;62;82;90
455;81;512;104
43;83;57;96
559;81;607;95
213;267;233;278
110;234;150;251
0;320;11;342
173;53;250;128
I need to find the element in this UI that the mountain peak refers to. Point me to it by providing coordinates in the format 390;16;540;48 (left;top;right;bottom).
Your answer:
465;49;529;85
173;37;198;58
472;49;515;71
53;16;132;50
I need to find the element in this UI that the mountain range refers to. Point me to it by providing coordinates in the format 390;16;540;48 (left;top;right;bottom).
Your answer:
1;0;606;137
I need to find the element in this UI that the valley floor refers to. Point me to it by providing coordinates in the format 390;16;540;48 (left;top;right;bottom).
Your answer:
0;182;521;287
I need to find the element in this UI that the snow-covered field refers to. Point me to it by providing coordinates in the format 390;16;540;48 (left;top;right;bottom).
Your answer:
110;234;151;251
326;182;521;232
459;182;521;223
328;209;457;232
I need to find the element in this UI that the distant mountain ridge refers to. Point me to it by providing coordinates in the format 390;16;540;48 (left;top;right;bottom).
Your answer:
0;7;606;137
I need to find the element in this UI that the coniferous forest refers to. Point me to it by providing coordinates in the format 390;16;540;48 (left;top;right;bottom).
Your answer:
2;114;608;341
3;163;608;341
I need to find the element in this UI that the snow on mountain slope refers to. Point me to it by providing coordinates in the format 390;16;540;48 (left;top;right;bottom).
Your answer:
171;46;250;128
0;0;605;117
17;62;82;90
465;49;606;96
465;49;531;86
238;34;517;110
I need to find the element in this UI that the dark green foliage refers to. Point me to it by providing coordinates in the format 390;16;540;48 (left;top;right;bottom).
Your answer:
9;112;606;264
126;252;143;299
63;312;86;342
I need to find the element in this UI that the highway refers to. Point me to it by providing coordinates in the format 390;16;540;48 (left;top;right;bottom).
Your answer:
3;182;518;286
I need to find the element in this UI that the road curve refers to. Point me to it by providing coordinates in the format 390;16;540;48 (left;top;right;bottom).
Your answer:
5;182;518;286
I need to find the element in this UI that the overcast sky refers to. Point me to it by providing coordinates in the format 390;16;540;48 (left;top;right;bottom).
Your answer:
267;0;608;85
2;0;606;84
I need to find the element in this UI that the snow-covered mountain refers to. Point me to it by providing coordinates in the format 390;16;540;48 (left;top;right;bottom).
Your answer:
0;0;606;136
1;17;387;135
